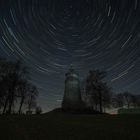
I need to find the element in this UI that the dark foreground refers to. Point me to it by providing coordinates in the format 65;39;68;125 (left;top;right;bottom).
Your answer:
0;111;140;140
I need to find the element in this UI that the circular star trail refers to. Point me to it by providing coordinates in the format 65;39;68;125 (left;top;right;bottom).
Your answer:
0;0;140;111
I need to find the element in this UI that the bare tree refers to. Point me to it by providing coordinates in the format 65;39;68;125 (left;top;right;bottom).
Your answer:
0;58;40;115
123;92;132;109
113;93;124;108
85;70;112;113
0;59;14;114
7;60;28;114
26;84;39;114
17;79;29;114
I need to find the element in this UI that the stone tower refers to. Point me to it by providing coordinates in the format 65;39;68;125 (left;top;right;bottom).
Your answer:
62;67;83;110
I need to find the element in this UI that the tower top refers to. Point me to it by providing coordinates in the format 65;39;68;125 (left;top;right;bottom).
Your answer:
69;64;74;73
65;65;79;80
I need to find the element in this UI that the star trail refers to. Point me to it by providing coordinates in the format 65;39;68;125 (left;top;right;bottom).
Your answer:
0;0;140;111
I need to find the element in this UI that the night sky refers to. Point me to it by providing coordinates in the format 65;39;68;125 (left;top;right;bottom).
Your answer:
0;0;140;111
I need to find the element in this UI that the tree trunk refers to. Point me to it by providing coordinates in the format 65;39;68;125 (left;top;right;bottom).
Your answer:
95;103;97;111
18;98;24;114
126;98;130;109
127;102;130;109
99;90;102;113
2;96;9;114
7;79;16;114
7;94;14;114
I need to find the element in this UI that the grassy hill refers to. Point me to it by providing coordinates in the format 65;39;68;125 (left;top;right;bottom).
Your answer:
0;111;140;140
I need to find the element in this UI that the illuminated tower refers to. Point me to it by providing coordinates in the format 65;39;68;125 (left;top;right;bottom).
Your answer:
62;67;83;109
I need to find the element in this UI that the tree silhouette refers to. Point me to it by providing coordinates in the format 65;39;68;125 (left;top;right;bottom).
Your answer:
113;93;124;108
17;79;29;114
0;59;15;114
26;84;39;114
85;70;112;113
123;92;132;109
0;58;39;114
112;92;140;109
6;60;28;114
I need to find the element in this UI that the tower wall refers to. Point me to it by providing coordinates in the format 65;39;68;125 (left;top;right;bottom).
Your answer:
62;69;84;109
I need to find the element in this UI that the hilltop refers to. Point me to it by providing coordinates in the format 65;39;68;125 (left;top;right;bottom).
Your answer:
0;111;140;140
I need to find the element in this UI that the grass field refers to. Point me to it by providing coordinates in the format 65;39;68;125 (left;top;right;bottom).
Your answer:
0;111;140;140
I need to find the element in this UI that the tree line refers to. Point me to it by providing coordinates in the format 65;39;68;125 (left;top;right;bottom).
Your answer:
83;70;140;113
0;58;41;115
0;58;139;114
112;92;140;109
